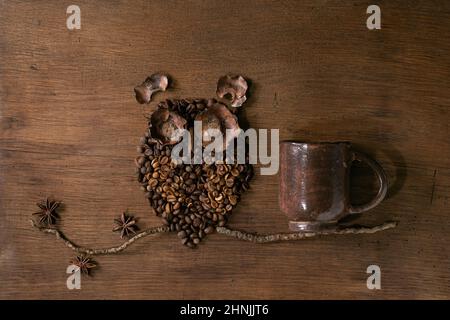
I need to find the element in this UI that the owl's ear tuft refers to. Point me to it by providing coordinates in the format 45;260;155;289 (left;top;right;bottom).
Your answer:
134;73;169;104
216;74;248;108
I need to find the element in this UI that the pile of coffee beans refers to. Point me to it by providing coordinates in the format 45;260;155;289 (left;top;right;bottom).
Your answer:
135;99;253;248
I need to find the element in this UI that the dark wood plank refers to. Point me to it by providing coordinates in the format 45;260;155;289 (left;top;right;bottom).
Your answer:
0;0;449;299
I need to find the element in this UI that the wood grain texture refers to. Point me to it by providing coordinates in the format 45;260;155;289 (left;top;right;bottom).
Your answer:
0;0;449;299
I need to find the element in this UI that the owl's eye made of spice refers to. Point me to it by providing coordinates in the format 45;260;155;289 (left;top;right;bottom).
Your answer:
150;108;187;145
195;102;241;149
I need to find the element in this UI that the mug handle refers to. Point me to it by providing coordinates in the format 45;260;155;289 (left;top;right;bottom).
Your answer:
348;151;388;214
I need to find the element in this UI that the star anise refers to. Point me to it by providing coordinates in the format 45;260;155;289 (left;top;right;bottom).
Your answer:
113;212;139;239
32;198;60;226
70;255;96;275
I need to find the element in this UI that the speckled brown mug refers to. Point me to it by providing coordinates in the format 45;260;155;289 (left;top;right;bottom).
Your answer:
279;141;388;232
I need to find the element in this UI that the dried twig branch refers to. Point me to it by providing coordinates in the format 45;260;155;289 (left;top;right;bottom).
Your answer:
31;220;170;255
32;219;397;254
216;221;398;243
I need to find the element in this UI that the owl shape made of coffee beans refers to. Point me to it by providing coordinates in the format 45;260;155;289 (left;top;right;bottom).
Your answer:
134;74;254;248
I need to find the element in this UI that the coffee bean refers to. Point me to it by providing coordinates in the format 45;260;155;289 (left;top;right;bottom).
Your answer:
148;178;158;188
186;241;195;248
165;203;171;214
193;218;201;227
151;159;160;168
167;195;177;202
160;156;169;165
190;232;198;239
160;164;170;174
231;168;240;177
204;226;214;234
226;178;234;188
229;195;238;206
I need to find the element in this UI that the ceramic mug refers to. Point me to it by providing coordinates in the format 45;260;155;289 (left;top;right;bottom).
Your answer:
279;141;388;231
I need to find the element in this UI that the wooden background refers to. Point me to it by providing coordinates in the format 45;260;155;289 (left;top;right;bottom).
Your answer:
0;0;449;299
